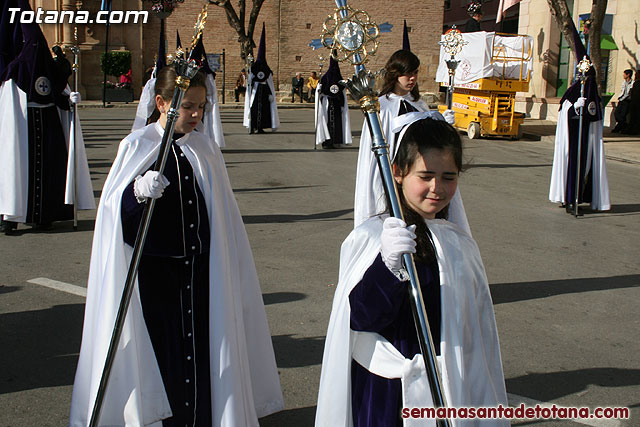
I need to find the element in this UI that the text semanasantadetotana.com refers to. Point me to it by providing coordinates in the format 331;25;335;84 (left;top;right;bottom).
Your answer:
402;404;630;420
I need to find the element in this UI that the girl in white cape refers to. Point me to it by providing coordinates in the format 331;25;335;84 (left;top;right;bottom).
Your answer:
316;117;508;426
69;68;283;427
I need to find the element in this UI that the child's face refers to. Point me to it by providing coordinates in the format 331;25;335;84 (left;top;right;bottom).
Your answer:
394;70;418;95
156;86;207;134
394;148;459;219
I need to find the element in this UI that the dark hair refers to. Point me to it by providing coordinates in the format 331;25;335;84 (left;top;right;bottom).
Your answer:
148;67;207;123
154;66;207;99
624;69;633;77
380;50;421;100
393;118;463;263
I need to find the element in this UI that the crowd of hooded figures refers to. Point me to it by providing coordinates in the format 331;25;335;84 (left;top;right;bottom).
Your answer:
0;2;616;426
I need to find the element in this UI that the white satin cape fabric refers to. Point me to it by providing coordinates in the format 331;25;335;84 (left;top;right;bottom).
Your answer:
69;122;283;426
549;99;610;210
315;216;508;427
314;83;352;146
243;72;280;131
0;80;95;222
353;93;471;234
132;74;226;148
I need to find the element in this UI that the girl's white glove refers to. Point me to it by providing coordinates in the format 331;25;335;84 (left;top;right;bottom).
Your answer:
573;97;586;110
380;217;417;278
133;171;170;203
443;109;456;125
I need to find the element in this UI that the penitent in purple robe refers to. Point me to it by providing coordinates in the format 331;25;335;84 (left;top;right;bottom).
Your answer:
121;136;213;427
349;253;441;427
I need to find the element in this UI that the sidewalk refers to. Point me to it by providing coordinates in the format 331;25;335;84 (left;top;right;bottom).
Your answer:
521;119;640;164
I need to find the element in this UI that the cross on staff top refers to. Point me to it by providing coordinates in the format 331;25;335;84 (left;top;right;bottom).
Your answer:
439;25;468;56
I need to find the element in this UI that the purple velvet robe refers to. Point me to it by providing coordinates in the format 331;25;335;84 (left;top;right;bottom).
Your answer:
121;137;213;426
349;253;441;427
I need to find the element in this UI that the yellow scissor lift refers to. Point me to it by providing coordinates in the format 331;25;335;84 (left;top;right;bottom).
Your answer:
438;33;532;140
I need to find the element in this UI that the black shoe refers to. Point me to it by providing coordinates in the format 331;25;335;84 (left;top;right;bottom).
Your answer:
565;203;574;214
1;220;17;234
257;129;266;134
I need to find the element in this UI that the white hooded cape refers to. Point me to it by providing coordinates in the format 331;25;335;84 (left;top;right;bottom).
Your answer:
314;83;352;146
69;122;283;426
353;93;471;234
243;71;280;130
549;99;610;210
133;74;226;148
315;216;508;427
0;80;95;222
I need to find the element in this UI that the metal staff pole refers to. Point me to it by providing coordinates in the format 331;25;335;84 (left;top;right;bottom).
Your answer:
323;2;450;425
68;27;80;231
440;26;466;111
87;6;208;427
573;56;591;218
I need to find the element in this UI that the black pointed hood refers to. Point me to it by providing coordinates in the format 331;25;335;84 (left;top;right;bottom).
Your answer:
176;29;182;49
320;52;344;96
191;36;215;76
0;0;23;76
402;20;411;51
251;23;272;82
154;21;167;76
1;0;68;109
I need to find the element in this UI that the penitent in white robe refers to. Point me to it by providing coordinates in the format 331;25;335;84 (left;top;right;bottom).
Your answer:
69;122;283;426
316;216;508;427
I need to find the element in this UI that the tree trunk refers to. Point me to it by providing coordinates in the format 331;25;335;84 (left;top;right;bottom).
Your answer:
545;0;609;96
209;0;266;64
588;0;608;95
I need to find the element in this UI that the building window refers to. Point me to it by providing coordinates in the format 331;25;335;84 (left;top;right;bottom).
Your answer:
306;23;312;29
295;56;302;62
445;0;451;10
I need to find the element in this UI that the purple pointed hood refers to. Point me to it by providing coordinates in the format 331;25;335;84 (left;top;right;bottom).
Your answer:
1;0;69;109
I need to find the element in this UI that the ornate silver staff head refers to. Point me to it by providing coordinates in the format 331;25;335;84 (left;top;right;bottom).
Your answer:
577;55;592;79
321;5;379;66
439;26;467;74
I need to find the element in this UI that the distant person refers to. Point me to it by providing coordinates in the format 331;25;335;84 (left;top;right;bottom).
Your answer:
622;70;640;135
291;72;304;103
52;45;72;85
119;68;132;88
243;23;279;133
234;68;246;102
307;71;319;103
549;43;610;214
464;1;483;33
612;69;633;133
314;56;352;149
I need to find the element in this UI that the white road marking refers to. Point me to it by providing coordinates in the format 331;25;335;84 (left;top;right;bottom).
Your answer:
27;277;87;298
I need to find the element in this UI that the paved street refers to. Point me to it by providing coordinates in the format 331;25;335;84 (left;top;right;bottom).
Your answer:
1;105;638;426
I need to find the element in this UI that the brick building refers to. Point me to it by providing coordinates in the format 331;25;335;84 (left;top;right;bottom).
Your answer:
32;0;447;101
